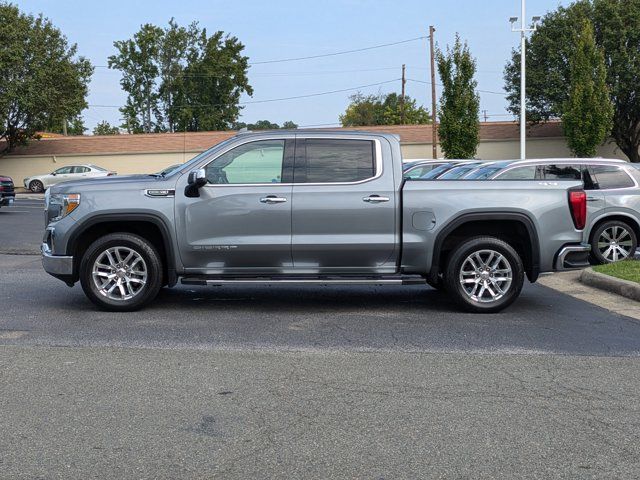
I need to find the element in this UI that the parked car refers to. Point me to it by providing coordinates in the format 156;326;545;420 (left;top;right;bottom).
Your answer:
488;158;639;264
431;161;485;179
24;165;116;193
417;161;466;179
463;161;515;180
41;131;589;313
0;175;15;208
403;160;449;179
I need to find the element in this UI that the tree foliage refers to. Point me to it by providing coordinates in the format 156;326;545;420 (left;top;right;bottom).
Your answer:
93;120;120;136
504;0;640;162
108;18;252;133
233;120;298;130
339;92;430;127
562;19;613;157
436;34;480;159
0;3;92;152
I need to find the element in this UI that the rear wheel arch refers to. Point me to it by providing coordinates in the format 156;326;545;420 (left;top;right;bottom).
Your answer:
430;213;540;283
67;214;177;286
588;214;640;245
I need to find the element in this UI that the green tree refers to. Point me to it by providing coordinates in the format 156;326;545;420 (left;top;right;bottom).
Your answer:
233;120;298;130
93;120;120;135
339;92;430;126
436;34;480;159
0;3;92;152
109;19;252;133
562;19;613;157
504;0;640;162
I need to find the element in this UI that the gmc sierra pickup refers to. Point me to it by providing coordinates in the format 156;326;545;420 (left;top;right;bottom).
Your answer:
41;131;590;313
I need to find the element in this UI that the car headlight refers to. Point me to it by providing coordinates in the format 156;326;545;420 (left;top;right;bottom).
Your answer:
48;193;80;222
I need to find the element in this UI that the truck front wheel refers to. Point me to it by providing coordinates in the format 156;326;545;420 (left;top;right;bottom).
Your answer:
444;237;524;313
79;233;163;312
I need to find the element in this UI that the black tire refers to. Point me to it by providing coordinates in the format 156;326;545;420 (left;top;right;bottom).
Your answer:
444;236;524;313
79;233;163;311
590;220;637;265
29;180;44;193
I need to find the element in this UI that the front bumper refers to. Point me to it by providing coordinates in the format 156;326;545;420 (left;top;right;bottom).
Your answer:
554;243;591;270
41;242;74;278
0;195;14;206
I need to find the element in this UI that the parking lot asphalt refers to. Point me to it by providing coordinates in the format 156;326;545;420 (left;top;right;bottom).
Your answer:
1;197;640;478
0;196;44;254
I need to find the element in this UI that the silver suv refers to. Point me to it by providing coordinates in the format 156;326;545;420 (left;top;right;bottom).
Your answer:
488;159;640;264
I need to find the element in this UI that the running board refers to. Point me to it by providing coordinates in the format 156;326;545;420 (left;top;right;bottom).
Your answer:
181;276;426;286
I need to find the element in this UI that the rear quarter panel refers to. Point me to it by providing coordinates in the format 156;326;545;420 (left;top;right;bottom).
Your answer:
401;180;585;274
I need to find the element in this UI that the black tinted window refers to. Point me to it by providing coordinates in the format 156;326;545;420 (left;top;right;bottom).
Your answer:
541;164;582;180
300;139;375;183
591;165;635;189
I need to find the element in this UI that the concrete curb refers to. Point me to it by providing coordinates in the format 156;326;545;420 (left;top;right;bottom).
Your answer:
579;267;640;302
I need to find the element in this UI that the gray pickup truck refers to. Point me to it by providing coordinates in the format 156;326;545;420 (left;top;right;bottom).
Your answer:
42;130;590;313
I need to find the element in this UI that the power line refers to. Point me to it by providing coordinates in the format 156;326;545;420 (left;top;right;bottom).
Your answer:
406;78;507;96
250;36;428;65
87;78;400;109
91;36;427;70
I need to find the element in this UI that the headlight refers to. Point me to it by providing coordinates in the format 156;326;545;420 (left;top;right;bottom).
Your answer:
48;193;80;222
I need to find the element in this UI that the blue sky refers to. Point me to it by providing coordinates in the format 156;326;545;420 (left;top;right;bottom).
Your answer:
19;0;569;132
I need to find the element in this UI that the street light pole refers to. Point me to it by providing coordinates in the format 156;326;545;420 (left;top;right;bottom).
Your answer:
510;1;540;160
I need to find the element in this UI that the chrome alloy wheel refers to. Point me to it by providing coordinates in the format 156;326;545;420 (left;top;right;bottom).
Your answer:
598;226;634;262
459;249;513;303
91;246;147;301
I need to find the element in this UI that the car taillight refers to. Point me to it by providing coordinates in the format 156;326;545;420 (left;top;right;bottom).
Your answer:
569;189;586;230
107;172;116;176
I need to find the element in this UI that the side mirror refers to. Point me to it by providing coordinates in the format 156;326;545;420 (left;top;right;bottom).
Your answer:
185;168;207;197
51;172;57;176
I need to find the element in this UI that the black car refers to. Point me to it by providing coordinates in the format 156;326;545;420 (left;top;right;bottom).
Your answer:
0;175;15;208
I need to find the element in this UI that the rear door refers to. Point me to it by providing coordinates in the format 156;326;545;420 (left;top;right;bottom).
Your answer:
290;137;397;274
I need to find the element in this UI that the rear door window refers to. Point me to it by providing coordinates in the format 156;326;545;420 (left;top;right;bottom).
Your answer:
590;165;635;190
541;164;582;180
494;166;537;180
296;139;375;183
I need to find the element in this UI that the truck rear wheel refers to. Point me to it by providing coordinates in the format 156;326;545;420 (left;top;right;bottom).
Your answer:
444;236;524;313
79;233;163;312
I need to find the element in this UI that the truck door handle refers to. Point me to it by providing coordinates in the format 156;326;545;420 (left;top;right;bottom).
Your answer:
586;197;600;202
260;196;287;204
363;195;390;203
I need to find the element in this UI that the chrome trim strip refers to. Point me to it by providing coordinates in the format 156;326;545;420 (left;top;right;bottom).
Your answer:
554;243;590;270
41;242;74;276
202;279;404;285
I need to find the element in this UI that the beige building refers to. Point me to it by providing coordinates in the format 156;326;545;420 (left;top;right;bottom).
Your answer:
0;121;629;189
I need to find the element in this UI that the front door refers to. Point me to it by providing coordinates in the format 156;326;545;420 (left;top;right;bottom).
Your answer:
290;137;397;274
177;138;294;274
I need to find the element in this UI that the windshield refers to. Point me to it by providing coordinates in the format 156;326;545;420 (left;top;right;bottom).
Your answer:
421;163;457;179
165;136;240;175
438;164;482;179
465;165;504;180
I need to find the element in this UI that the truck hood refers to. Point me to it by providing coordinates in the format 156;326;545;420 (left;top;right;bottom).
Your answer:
49;174;171;193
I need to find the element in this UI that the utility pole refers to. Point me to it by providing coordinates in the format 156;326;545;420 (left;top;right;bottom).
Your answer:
401;64;406;124
510;1;541;160
482;110;488;122
429;25;438;159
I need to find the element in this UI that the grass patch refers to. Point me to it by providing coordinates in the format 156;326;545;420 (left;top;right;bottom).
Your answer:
593;260;640;284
